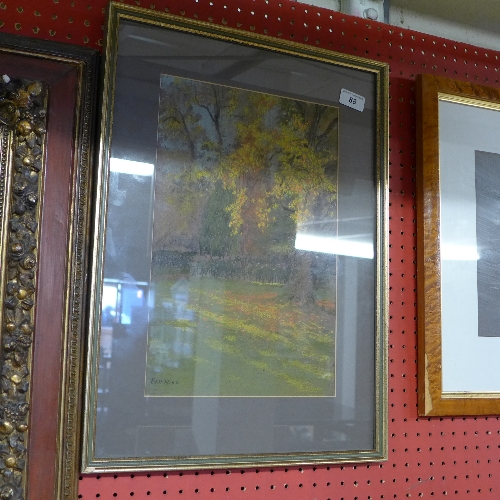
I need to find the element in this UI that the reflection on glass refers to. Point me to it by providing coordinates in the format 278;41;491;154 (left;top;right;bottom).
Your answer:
110;158;154;176
294;231;374;259
440;244;479;261
97;278;151;414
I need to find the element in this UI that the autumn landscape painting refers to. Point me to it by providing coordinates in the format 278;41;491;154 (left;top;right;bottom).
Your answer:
145;75;339;397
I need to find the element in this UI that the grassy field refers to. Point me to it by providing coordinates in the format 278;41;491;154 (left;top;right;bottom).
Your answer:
145;276;336;397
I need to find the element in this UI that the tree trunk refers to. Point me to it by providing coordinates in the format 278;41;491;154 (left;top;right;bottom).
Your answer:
284;250;315;305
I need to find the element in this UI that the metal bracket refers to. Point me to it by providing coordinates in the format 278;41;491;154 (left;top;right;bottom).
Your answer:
341;0;386;22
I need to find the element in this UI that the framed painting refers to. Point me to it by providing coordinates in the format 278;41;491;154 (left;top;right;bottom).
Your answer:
0;34;98;500
82;2;388;471
417;73;500;416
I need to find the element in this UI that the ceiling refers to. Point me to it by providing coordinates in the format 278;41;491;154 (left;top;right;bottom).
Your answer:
296;0;500;52
389;0;500;51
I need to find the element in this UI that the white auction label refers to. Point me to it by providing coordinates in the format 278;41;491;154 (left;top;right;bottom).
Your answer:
339;88;365;112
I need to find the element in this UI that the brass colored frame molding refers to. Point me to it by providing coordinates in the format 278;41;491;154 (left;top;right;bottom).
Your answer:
82;1;389;472
0;78;48;500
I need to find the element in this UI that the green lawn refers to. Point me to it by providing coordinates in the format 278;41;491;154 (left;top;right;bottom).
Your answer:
145;276;336;397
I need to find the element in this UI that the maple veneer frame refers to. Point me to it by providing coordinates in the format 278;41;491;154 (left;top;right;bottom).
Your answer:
417;73;500;416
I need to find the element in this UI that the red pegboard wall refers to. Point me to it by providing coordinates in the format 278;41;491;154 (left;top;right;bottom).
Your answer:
2;0;500;498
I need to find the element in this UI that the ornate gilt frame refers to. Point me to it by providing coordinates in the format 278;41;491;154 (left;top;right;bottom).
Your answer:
0;34;98;500
0;76;48;500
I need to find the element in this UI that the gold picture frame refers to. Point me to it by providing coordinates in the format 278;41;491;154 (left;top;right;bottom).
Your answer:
417;73;500;416
82;2;389;471
0;34;98;499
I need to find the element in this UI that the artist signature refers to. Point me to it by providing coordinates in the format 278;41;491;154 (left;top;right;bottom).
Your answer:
150;378;179;385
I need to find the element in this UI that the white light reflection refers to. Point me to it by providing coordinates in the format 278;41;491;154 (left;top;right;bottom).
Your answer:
441;244;479;261
110;158;154;176
295;233;374;259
